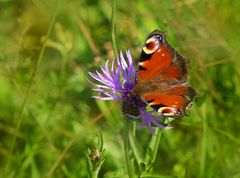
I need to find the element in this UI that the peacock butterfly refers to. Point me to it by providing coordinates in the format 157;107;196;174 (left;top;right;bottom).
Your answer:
131;30;196;118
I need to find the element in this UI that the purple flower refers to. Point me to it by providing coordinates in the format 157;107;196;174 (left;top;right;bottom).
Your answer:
88;50;170;134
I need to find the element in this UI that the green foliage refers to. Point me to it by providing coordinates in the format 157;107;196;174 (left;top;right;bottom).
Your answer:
0;0;239;177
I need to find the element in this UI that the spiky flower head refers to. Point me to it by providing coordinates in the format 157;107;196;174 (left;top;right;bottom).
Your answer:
88;50;169;134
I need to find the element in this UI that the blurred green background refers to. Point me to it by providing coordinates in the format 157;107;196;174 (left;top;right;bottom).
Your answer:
0;0;240;177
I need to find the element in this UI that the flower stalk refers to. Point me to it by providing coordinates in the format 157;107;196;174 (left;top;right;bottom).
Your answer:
111;0;118;58
145;128;162;172
122;116;134;178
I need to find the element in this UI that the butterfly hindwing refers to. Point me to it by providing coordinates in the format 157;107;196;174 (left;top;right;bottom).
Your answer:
142;85;196;117
144;94;188;117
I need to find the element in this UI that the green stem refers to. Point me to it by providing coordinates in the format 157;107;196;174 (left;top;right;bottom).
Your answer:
111;0;118;58
200;107;207;178
93;159;105;178
123;116;134;178
129;127;142;166
151;128;162;164
4;0;62;173
145;128;162;172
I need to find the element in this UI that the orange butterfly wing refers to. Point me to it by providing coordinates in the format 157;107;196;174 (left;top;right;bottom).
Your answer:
132;30;196;117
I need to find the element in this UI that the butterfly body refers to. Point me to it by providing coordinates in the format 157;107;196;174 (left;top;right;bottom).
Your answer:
131;30;196;118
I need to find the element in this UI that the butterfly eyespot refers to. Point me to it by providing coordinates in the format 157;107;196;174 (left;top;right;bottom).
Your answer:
143;35;161;54
158;107;181;117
